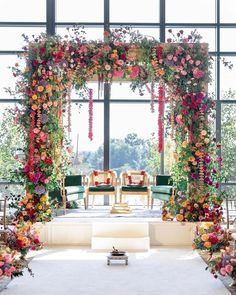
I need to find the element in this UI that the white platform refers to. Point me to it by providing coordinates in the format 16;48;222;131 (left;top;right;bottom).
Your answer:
91;222;150;250
35;218;197;247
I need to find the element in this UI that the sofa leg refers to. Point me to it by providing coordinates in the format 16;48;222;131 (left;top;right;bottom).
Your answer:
151;198;154;210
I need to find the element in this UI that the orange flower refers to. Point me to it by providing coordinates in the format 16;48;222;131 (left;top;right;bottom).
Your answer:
31;101;38;109
37;85;44;92
195;150;202;157
203;203;209;209
176;214;184;222
204;241;212;249
201;233;209;242
158;68;165;76
198;198;205;203
31;80;37;86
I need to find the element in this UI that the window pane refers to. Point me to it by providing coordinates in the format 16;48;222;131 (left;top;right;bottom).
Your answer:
166;0;216;23
221;29;236;52
56;26;104;41
221;104;236;182
56;0;104;22
0;0;46;22
0;27;46;51
220;0;236;23
0;55;25;99
111;82;151;100
110;103;160;174
110;0;160;23
166;28;216;52
69;102;104;175
220;56;236;97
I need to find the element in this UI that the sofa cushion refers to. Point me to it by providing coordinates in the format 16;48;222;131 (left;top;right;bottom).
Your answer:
152;192;171;201
121;185;148;192
65;186;85;195
151;185;172;194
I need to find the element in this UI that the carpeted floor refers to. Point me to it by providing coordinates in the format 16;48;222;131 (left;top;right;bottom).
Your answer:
2;247;231;295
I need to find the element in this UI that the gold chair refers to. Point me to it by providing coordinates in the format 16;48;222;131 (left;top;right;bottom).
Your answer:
86;170;117;208
119;171;150;208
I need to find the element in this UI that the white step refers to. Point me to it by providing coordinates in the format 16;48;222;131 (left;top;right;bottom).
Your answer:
91;222;150;251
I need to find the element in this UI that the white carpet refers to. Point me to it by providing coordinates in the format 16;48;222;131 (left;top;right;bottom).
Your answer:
2;247;230;295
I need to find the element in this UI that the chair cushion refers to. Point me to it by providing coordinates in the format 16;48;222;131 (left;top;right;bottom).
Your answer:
152;192;171;201
89;185;115;192
65;186;85;195
151;185;173;194
121;185;148;192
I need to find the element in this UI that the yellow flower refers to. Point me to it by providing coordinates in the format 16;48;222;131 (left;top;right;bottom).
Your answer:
32;94;38;100
204;138;210;144
46;209;52;214
201;130;207;136
38;205;43;210
40;195;47;202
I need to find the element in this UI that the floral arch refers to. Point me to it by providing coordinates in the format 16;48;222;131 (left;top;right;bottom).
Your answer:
12;27;222;226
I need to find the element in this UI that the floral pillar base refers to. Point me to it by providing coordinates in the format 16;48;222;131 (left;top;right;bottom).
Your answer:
230;278;236;288
0;276;11;292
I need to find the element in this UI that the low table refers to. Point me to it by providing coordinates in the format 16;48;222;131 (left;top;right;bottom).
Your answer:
107;253;128;265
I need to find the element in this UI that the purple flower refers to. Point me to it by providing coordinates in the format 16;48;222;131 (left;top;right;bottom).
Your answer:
205;156;211;164
33;172;43;184
34;185;46;195
212;168;217;174
215;182;219;189
40;114;49;124
191;173;197;180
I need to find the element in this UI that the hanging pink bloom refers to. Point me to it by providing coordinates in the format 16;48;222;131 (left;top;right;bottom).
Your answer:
130;66;140;78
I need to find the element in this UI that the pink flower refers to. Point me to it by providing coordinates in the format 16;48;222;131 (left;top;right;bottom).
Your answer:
186;54;191;61
33;128;40;134
4;255;12;263
193;68;205;79
159;59;163;64
195;60;201;66
0;269;3;276
105;64;111;71
220;268;227;276
225;264;233;273
175;74;180;79
173;56;178;62
189;59;194;64
116;59;124;66
130;66;140;78
181;58;185;65
113;70;124;78
0;262;4;267
113;40;120;46
167;54;173;60
181;70;187;75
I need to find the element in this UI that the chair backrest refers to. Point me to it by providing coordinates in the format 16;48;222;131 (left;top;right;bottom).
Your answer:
155;175;172;186
64;175;85;187
89;170;117;186
121;171;149;186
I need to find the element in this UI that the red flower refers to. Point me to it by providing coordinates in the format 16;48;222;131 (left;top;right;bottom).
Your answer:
57;51;63;60
40;47;46;54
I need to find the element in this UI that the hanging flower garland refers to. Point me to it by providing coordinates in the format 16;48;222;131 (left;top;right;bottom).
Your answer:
158;79;165;153
88;88;93;141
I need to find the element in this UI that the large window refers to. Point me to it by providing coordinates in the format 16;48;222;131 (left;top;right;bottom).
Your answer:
0;0;235;198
